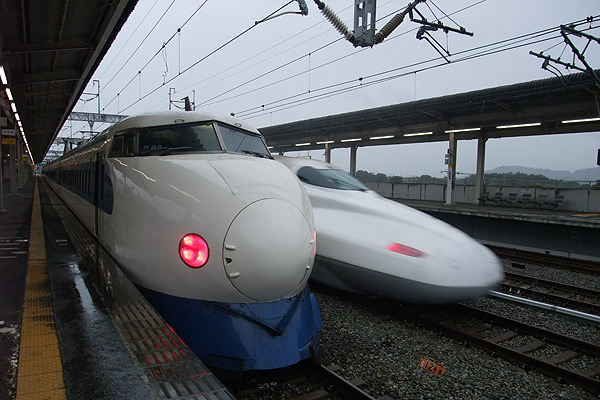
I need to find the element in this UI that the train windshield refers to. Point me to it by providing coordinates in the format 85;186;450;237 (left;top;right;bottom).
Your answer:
297;166;369;191
138;123;222;155
217;124;271;158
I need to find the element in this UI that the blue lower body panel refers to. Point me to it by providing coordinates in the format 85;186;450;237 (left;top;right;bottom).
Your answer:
137;285;322;372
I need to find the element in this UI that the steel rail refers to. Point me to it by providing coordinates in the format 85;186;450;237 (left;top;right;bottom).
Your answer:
488;290;600;324
488;245;600;276
311;364;379;400
498;283;600;317
403;304;600;395
503;271;600;299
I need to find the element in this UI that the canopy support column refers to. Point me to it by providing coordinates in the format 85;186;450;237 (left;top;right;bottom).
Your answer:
350;145;357;176
474;137;487;204
445;132;457;205
324;143;332;163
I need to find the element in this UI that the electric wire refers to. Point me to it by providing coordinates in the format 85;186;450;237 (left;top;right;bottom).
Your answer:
102;0;210;112
101;0;177;93
70;2;596;140
117;1;299;114
162;10;336;108
235;16;599;119
95;0;161;83
246;17;598;115
199;0;482;109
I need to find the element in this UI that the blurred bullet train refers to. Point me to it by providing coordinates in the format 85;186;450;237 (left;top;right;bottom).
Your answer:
275;156;503;304
44;111;322;373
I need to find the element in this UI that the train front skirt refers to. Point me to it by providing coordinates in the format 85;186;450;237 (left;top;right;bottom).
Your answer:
137;285;323;372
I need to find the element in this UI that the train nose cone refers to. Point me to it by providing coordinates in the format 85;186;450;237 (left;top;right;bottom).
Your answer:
223;198;314;301
444;242;504;290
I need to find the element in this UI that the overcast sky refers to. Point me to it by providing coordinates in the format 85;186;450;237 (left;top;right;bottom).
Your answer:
60;0;600;177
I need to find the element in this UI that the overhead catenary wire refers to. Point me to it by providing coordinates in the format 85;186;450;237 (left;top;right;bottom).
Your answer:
234;16;599;120
71;2;598;141
101;0;210;112
95;0;162;84
199;0;484;109
113;2;303;114
101;0;177;94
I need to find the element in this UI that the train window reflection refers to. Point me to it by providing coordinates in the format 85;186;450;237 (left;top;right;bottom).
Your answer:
218;124;271;158
138;123;221;155
297;166;369;191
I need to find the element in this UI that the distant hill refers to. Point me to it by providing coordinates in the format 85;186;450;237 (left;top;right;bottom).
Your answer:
487;166;600;182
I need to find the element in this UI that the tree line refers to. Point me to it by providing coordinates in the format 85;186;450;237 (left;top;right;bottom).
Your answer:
355;170;600;189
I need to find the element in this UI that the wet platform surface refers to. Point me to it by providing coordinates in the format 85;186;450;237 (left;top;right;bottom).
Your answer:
0;180;34;399
1;178;234;399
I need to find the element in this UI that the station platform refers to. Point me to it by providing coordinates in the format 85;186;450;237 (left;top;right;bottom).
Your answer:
0;178;234;400
397;199;600;260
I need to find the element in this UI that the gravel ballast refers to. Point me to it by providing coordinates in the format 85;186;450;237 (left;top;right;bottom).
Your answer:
312;259;599;400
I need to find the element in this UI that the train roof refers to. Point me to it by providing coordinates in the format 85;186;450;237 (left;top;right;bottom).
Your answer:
109;110;261;135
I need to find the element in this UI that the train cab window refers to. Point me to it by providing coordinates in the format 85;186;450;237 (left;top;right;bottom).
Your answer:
297;166;369;191
138;123;221;155
217;124;271;158
109;131;135;157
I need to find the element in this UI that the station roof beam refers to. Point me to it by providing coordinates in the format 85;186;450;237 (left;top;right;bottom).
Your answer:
0;0;139;163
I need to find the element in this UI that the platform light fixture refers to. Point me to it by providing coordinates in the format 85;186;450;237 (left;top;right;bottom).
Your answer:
295;142;311;147
5;88;13;101
370;135;394;140
562;117;600;124
341;138;361;142
0;66;7;85
10;102;17;113
496;122;541;129
445;127;480;133
317;140;334;144
403;132;432;137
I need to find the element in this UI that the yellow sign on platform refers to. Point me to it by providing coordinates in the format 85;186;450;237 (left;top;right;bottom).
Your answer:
2;137;16;145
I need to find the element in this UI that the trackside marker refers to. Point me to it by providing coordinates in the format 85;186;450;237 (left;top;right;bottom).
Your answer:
419;357;446;376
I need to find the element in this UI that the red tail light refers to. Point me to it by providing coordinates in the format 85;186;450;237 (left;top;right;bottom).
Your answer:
179;234;209;268
387;243;426;258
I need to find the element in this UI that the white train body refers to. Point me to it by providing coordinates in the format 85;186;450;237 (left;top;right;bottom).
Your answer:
44;111;322;372
275;156;503;304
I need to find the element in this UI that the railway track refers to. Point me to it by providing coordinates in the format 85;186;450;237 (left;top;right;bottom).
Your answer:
400;303;600;395
487;245;600;275
499;271;600;317
228;363;384;400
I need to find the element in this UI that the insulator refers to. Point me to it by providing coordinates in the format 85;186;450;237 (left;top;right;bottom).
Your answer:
374;13;405;44
317;2;354;41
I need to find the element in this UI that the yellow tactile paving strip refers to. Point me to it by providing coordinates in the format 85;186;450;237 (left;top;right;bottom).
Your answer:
16;179;66;400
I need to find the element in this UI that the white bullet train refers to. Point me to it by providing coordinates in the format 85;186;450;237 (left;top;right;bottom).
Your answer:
43;111;322;373
275;156;503;304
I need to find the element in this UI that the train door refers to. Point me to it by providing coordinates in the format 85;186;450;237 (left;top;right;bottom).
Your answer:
94;151;105;238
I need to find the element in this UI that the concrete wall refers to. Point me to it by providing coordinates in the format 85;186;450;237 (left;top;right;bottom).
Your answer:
365;182;600;212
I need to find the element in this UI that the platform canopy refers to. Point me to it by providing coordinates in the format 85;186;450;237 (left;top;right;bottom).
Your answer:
260;70;600;153
0;0;139;163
